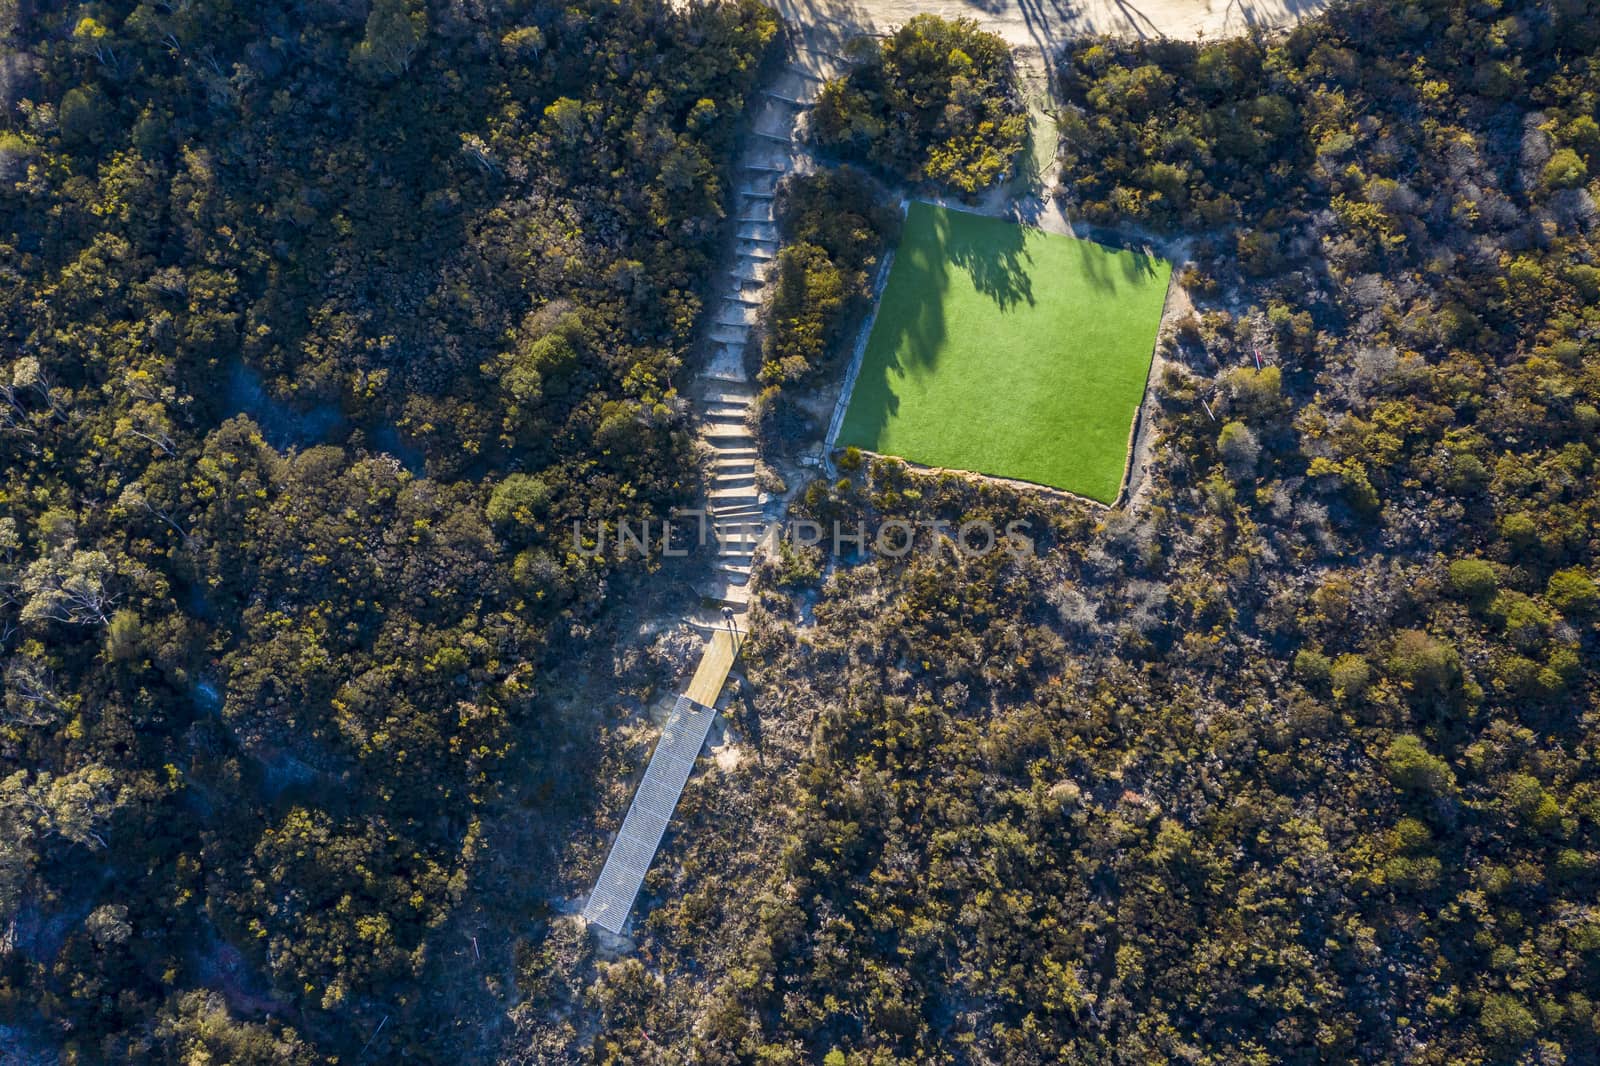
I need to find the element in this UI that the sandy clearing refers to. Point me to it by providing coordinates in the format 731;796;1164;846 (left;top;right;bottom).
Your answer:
775;0;1332;61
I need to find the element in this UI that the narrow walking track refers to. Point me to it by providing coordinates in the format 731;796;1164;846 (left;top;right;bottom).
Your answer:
582;46;840;938
691;48;844;612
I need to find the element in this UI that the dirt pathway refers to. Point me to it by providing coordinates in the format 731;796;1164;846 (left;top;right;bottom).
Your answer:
772;0;1328;59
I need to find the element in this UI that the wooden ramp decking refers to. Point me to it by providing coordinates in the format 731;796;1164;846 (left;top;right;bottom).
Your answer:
581;626;744;935
686;627;742;705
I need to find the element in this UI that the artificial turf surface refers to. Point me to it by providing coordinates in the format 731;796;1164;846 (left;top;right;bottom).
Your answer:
837;201;1172;503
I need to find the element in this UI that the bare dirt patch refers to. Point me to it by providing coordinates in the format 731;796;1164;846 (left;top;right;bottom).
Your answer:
776;0;1330;67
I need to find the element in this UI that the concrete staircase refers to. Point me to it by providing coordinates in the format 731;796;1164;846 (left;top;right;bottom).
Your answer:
698;385;773;606
695;46;843;610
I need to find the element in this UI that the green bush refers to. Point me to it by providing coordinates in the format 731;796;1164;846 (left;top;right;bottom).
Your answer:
811;16;1026;193
1447;558;1498;603
1387;630;1460;695
487;474;552;526
1505;774;1562;833
1330;654;1372;699
1547;567;1598;614
58;85;110;148
759;171;895;391
1480;992;1539;1045
1542;147;1588;190
1217;421;1261;478
1384;734;1456;797
1294;648;1332;685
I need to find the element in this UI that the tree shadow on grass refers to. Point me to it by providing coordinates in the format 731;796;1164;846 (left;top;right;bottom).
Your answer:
1069;230;1163;293
938;204;1036;312
837;213;947;451
838;203;1036;452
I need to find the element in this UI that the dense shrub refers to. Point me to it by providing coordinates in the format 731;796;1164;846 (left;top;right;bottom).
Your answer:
756;169;897;405
811;15;1027;193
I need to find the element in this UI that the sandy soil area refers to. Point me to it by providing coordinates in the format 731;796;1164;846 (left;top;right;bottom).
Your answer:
776;0;1330;58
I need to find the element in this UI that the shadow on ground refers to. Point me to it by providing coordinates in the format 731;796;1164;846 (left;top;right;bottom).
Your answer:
840;203;1039;447
940;204;1036;310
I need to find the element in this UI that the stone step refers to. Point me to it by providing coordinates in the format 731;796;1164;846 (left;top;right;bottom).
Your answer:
704;352;744;381
754;136;796;155
712;582;751;606
713;505;768;521
762;90;812;107
715;561;754;577
723;292;763;307
712;504;769;519
713;515;768;533
704;424;752;441
749;150;794;170
739;245;775;261
704;355;745;376
709;485;760;502
691;601;748;622
703;364;749;385
714;457;757;473
702;390;756;406
713;520;767;535
687;611;746;634
740;189;775;201
791;42;849;61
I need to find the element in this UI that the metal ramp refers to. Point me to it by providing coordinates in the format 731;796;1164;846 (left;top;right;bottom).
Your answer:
581;695;720;935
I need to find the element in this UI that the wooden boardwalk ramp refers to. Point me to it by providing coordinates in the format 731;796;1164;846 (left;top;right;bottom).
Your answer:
582;626;744;936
